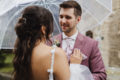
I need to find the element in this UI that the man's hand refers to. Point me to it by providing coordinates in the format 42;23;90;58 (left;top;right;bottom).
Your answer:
70;48;82;64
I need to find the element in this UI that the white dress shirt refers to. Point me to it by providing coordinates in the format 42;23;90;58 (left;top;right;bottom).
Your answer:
62;31;78;56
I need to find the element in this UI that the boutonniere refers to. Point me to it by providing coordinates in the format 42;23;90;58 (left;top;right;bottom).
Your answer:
53;39;60;47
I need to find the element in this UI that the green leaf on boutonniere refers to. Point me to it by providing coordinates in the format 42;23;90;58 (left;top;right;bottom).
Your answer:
53;39;60;47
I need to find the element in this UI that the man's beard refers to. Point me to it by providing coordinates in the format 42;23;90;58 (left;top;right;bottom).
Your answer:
61;23;76;34
64;26;75;34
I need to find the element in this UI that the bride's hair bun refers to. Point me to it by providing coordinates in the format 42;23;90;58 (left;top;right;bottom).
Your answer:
15;17;33;40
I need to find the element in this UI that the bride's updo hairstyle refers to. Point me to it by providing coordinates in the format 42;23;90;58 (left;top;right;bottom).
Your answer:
13;6;53;80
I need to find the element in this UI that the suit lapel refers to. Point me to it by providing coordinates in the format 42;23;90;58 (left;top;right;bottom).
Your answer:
73;32;85;53
59;34;63;48
54;33;63;48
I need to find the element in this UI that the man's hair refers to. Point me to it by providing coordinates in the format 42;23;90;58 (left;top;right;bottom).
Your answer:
60;0;82;17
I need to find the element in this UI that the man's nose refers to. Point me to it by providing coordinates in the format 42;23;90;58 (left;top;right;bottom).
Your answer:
61;17;66;23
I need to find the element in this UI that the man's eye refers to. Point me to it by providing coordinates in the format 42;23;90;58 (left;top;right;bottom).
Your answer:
59;15;63;18
66;16;71;19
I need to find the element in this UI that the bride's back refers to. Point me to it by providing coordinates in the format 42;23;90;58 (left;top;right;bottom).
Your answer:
31;43;70;80
31;43;52;80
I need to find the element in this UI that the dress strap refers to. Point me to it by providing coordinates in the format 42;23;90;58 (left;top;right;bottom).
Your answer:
47;46;56;80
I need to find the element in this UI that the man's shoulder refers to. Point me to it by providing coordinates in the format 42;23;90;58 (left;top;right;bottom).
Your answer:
78;32;97;44
53;33;62;39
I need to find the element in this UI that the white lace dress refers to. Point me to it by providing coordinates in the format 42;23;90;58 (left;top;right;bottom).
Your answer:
47;47;94;80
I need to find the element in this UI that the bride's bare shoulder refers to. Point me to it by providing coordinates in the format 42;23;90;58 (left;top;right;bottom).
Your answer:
54;47;67;58
31;44;52;60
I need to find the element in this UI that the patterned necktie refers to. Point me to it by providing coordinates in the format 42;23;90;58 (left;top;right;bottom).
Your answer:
64;37;74;60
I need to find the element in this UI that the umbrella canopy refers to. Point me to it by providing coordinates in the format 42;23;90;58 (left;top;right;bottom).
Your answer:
77;0;112;33
0;0;112;49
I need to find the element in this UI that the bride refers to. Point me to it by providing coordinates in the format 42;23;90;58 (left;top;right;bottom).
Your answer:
13;6;94;80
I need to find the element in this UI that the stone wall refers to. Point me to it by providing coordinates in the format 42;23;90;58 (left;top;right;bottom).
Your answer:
93;0;120;68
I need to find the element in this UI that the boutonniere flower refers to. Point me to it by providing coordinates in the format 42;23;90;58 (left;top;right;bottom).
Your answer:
53;39;60;47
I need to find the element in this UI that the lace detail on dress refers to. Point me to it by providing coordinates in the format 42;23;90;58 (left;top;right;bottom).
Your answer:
70;64;94;80
47;46;56;80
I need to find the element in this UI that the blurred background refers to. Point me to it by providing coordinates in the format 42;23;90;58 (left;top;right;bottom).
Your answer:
85;0;120;79
0;0;120;80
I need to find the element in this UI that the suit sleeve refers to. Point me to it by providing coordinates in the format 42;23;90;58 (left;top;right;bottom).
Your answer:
90;41;107;80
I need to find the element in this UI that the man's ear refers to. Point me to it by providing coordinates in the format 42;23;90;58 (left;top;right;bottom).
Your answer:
76;16;81;24
77;16;81;22
41;25;46;35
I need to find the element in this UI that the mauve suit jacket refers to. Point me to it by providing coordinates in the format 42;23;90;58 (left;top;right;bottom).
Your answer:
54;32;107;80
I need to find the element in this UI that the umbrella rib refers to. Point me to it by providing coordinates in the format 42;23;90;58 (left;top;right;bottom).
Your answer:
96;0;112;11
0;8;24;49
47;7;61;34
84;8;99;22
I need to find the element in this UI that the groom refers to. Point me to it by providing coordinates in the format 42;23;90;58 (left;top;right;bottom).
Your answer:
54;1;107;80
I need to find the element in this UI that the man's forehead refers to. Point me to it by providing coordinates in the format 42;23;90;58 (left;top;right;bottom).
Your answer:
60;8;74;11
59;8;74;15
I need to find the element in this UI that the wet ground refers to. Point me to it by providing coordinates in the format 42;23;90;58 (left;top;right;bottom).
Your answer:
0;67;120;80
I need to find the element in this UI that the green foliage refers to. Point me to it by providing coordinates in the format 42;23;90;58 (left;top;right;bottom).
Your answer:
0;50;14;74
0;51;6;67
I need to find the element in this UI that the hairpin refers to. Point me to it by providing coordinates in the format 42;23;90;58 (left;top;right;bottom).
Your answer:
23;18;26;24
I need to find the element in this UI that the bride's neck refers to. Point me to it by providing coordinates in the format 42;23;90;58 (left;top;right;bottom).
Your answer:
36;38;47;45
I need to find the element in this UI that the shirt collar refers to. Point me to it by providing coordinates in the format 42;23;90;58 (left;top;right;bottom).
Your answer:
62;30;78;40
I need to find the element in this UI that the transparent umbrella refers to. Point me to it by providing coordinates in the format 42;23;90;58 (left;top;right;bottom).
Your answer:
0;0;63;49
0;0;112;49
77;0;112;33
